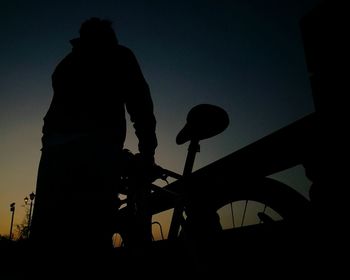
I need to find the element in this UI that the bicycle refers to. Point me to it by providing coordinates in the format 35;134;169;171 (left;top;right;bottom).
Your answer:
112;104;313;275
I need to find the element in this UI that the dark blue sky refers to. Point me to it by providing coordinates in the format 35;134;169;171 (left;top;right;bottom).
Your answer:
0;0;319;235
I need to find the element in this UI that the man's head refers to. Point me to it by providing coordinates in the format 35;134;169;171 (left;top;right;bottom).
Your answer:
79;17;118;46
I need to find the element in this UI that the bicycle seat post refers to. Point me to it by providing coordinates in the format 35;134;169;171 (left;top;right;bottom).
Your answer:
183;139;200;177
168;138;200;240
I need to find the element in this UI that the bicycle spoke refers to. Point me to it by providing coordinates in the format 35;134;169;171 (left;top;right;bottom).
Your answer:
241;200;248;226
230;202;236;228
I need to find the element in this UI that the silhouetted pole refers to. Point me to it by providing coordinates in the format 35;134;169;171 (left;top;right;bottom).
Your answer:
28;192;35;235
9;203;15;240
24;192;35;238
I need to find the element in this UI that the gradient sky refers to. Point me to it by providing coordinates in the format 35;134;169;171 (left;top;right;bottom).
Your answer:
0;0;319;237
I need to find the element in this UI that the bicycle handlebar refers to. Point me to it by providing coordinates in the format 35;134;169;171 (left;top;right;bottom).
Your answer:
120;149;182;189
153;165;182;181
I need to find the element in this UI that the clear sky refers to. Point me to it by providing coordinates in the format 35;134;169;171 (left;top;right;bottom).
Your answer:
0;0;319;238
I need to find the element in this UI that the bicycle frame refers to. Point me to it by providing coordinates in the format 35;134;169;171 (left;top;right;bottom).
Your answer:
115;106;314;247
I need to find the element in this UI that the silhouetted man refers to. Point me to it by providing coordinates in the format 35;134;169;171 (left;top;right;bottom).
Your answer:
30;17;157;276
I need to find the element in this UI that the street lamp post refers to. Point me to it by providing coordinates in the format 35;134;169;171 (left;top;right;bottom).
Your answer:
28;192;35;235
24;192;35;238
9;202;15;240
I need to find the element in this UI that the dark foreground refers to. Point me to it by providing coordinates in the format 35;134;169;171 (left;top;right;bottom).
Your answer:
1;221;343;278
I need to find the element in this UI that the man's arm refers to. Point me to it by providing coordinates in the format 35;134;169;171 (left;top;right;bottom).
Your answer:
123;48;158;163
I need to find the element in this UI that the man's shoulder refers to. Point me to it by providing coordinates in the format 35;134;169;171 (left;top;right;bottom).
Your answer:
116;45;136;58
52;52;75;74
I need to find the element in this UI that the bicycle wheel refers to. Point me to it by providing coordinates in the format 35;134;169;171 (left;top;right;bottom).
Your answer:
180;177;313;277
212;177;311;229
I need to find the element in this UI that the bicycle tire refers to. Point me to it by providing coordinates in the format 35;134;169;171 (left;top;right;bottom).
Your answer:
176;176;312;246
211;177;311;227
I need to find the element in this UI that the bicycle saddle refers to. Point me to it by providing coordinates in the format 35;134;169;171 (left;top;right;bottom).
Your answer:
176;104;229;145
